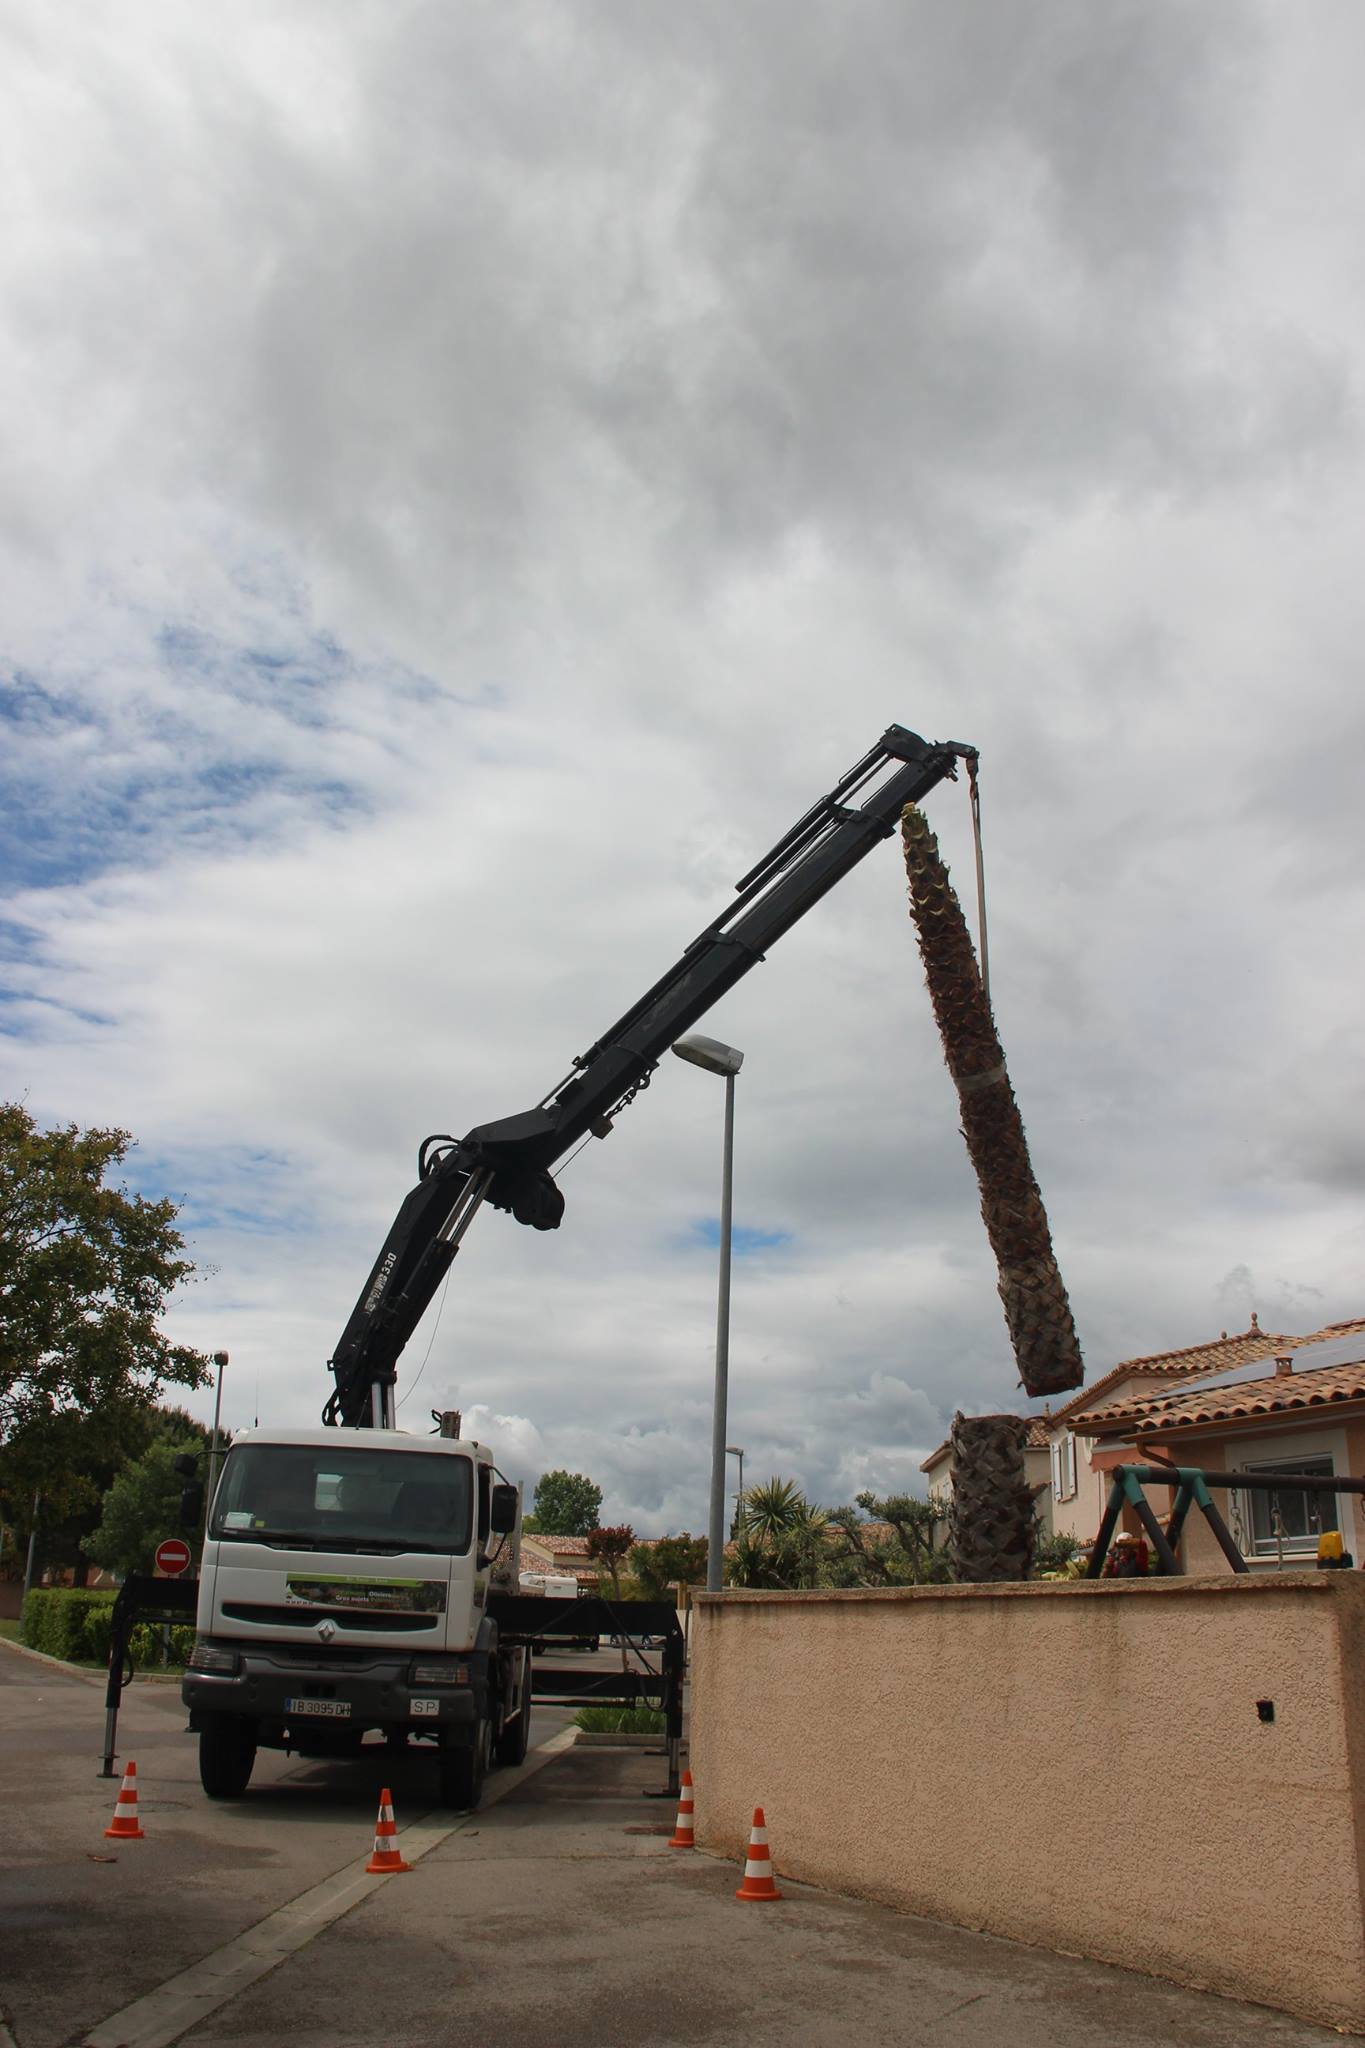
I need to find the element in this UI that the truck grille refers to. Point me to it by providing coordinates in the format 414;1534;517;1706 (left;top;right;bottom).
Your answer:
220;1602;438;1634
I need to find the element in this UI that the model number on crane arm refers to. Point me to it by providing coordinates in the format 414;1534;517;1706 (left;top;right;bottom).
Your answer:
363;1252;398;1315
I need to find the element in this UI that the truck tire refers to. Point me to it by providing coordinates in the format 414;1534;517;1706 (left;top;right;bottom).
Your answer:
494;1650;532;1767
198;1714;257;1799
437;1716;489;1810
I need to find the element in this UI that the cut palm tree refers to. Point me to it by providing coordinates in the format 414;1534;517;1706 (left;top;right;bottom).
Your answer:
948;1412;1036;1582
901;804;1083;1398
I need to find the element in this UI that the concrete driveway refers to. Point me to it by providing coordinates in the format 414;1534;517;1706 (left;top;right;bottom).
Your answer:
0;1639;1346;2048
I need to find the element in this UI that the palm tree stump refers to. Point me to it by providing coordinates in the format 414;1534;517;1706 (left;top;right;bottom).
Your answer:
901;803;1083;1398
948;1412;1036;1582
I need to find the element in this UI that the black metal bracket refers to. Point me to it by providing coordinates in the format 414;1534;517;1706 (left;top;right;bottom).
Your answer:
99;1573;198;1777
491;1593;685;1796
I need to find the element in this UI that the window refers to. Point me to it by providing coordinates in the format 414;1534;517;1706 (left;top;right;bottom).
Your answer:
1050;1435;1077;1502
1243;1456;1339;1558
211;1445;473;1554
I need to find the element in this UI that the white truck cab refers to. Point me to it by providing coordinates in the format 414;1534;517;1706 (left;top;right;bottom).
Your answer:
183;1425;528;1807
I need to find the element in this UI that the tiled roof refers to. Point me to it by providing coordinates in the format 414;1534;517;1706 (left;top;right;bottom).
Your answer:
919;1414;1050;1474
1048;1320;1294;1424
1074;1353;1365;1435
1064;1317;1365;1433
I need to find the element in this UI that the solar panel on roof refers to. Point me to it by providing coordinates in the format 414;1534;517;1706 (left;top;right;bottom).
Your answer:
1138;1331;1365;1407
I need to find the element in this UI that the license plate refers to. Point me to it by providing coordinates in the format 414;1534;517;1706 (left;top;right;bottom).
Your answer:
284;1697;351;1719
410;1697;440;1717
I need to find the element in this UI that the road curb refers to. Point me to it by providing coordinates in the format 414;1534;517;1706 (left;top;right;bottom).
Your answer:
573;1730;668;1748
0;1633;105;1686
0;1633;182;1687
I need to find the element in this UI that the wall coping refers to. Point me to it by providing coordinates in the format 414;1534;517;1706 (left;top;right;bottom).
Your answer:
695;1571;1365;1610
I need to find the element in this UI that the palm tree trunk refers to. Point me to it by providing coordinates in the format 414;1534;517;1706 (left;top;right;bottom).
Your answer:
901;804;1083;1398
948;1413;1036;1582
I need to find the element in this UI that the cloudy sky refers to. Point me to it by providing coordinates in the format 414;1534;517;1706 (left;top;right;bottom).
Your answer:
4;2;1364;1530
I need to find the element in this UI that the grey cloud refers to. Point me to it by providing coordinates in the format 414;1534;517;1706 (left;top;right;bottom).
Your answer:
4;5;1365;1530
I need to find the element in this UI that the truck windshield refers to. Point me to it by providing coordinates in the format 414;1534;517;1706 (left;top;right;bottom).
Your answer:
210;1446;473;1554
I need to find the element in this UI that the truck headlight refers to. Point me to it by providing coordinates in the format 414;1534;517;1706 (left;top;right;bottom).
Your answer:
409;1662;469;1686
188;1642;241;1675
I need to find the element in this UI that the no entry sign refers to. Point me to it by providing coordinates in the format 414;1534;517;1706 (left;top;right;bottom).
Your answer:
155;1537;193;1577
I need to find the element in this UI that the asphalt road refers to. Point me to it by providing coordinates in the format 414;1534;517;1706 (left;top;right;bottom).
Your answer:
0;1640;1347;2048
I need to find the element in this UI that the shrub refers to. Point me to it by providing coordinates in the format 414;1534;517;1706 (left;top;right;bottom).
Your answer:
20;1587;116;1661
1033;1531;1082;1576
572;1704;665;1734
19;1588;194;1667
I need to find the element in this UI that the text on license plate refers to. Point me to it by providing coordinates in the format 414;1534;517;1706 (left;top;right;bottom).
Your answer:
284;1697;351;1719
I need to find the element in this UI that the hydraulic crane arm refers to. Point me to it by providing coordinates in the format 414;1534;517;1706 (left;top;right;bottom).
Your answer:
325;726;974;1427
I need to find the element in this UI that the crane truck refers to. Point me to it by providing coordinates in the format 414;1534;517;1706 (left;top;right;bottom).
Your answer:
180;726;975;1806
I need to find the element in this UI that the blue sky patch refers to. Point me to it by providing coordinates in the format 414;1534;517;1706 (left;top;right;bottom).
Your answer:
689;1218;793;1256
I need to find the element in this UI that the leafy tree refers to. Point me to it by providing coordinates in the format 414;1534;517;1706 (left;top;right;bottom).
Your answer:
0;1104;209;1441
825;1491;951;1587
532;1469;602;1536
587;1524;636;1674
629;1532;708;1599
586;1523;635;1600
0;1399;205;1587
83;1430;205;1578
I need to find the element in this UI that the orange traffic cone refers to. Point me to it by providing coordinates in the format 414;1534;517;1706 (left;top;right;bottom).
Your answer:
735;1805;782;1901
104;1760;145;1840
364;1787;411;1873
668;1769;696;1848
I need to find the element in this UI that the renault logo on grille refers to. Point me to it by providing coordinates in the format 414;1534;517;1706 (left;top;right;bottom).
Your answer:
316;1619;337;1643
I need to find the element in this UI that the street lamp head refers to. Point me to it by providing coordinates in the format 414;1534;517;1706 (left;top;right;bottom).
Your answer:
672;1033;744;1077
725;1445;745;1458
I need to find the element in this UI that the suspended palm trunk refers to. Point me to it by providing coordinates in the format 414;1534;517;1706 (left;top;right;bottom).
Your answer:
948;1413;1036;1582
901;805;1083;1398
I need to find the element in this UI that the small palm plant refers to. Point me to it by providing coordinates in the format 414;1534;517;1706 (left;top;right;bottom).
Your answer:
729;1478;828;1589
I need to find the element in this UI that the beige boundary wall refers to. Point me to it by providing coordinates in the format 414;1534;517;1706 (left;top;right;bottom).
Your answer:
690;1574;1365;2033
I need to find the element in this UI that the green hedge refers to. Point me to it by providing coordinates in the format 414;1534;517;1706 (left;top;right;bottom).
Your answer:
21;1587;115;1661
19;1588;194;1668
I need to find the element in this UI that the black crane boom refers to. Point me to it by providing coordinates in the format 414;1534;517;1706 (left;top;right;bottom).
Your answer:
324;725;973;1427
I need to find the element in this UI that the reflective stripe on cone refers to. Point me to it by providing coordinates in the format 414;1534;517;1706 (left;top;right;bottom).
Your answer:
364;1787;412;1873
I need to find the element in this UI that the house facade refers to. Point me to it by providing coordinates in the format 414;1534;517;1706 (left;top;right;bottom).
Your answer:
1066;1318;1365;1573
1041;1316;1301;1549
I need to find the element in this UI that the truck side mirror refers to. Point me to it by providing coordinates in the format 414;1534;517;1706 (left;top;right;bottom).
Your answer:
180;1481;205;1529
173;1452;199;1478
490;1484;519;1535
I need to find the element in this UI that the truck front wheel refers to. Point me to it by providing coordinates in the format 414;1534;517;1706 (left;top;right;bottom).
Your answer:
437;1716;489;1811
198;1714;258;1799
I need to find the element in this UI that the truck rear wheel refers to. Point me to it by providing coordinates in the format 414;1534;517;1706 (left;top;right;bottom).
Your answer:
437;1716;489;1810
199;1714;257;1799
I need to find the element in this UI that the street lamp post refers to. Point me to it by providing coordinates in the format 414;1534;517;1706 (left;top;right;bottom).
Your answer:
726;1445;746;1535
672;1032;744;1595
